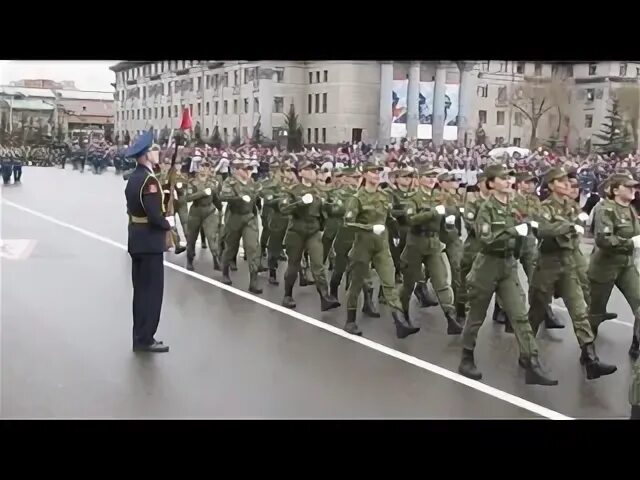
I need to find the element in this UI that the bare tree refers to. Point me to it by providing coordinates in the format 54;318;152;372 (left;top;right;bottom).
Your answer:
510;76;570;149
612;84;640;150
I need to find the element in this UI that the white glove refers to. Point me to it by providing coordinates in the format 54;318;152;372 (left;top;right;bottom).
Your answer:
173;190;178;200
372;224;386;235
445;215;456;225
530;220;539;230
459;207;465;213
163;190;171;195
302;193;314;204
393;237;400;247
176;182;183;189
166;216;175;228
574;224;585;235
204;188;212;196
435;205;446;215
514;223;528;236
242;195;251;203
578;212;589;223
632;235;640;249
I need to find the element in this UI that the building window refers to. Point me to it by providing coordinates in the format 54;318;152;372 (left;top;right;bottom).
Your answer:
189;103;193;114
552;64;559;76
585;114;593;128
481;61;490;71
214;101;219;115
567;64;574;77
142;109;146;120
497;86;507;102
142;86;146;99
174;82;178;93
513;137;521;147
149;108;152;119
586;88;595;102
309;72;313;84
308;94;312;114
197;103;201;116
174;105;178;117
516;62;525;74
244;98;249;113
477;84;488;97
496;111;505;125
233;99;238;114
322;93;327;113
116;111;119;122
234;70;239;86
589;63;597;75
197;77;202;91
314;128;319;143
275;70;284;83
494;136;504;145
206;102;210;115
190;78;194;91
224;101;228;114
323;70;328;82
232;127;237;138
167;107;171;118
154;107;158;119
244;69;249;84
316;71;320;83
206;128;210;137
322;128;326;143
160;106;164;119
514;112;523;126
273;96;284;113
479;110;487;124
254;97;259;112
136;109;140;120
224;73;229;87
223;128;228;141
307;128;311;143
315;94;320;113
206;76;210;89
620;62;628;76
534;63;542;76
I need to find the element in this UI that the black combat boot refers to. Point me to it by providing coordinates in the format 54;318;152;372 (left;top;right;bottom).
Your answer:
230;259;238;271
362;287;380;318
174;244;186;255
458;348;482;380
629;336;639;360
249;272;263;295
413;282;438;308
631;405;640;420
525;356;559;386
299;268;314;287
282;279;296;309
392;309;420;339
445;311;463;335
221;264;233;285
268;268;279;285
455;302;466;326
580;343;617;380
544;305;564;329
319;287;340;312
344;309;362;336
329;280;340;300
186;257;195;271
492;303;507;324
213;255;221;271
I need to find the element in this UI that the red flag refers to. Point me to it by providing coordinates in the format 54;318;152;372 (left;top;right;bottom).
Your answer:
180;107;193;130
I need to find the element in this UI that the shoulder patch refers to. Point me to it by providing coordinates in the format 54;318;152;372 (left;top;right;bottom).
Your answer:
603;226;610;233
467;212;475;220
481;223;490;234
143;180;159;194
345;211;353;219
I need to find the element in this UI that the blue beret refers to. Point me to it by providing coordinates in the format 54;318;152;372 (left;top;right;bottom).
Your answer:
124;130;154;159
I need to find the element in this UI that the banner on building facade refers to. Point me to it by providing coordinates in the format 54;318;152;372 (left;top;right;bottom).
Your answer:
391;79;459;140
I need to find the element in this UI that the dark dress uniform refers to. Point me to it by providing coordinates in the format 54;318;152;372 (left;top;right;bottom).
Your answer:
124;131;171;353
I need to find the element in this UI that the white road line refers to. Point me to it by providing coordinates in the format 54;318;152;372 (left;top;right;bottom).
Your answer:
2;199;573;420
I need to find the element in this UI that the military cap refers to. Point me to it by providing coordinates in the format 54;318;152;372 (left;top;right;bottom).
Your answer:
231;158;249;168
360;160;384;173
608;173;640;188
297;159;317;170
337;166;360;176
514;171;538;183
391;168;416;179
124;130;153;159
544;167;569;184
437;171;457;182
417;166;440;177
483;164;513;180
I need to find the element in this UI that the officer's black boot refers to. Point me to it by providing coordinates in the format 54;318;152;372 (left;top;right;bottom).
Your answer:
362;286;380;318
344;309;362;336
186;257;195;271
445;311;463;335
319;286;340;312
455;302;466;326
544;304;564;329
175;244;186;255
249;272;263;295
525;356;559;386
580;343;617;380
282;277;296;309
629;336;639;360
392;309;420;339
458;348;482;380
221;264;233;285
213;255;221;271
631;405;640;420
268;268;279;285
492;303;507;324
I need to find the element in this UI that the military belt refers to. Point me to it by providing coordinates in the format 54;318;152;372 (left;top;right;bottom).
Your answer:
483;250;516;258
129;215;149;224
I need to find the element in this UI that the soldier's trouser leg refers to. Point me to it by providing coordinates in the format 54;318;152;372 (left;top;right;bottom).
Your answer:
371;243;403;312
459;249;475;309
589;279;615;332
322;231;336;265
221;225;242;267
398;247;422;312
260;213;270;251
13;165;22;181
614;266;640;338
463;255;537;358
304;231;329;292
202;211;220;259
284;231;306;295
574;249;590;307
530;254;594;347
267;227;287;270
630;360;640;417
186;211;203;260
177;204;189;244
331;240;351;287
445;239;463;306
200;228;207;246
241;217;260;275
426;252;456;316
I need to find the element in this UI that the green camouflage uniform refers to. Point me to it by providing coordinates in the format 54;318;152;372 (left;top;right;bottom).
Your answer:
460;186;489;314
185;174;223;267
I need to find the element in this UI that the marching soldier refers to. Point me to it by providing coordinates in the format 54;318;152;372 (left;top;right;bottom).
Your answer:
279;160;340;311
530;167;617;380
389;168;417;284
321;169;342;269
185;161;223;272
458;164;557;385
219;159;263;294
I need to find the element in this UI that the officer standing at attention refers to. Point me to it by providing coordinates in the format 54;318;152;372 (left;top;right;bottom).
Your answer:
124;131;172;353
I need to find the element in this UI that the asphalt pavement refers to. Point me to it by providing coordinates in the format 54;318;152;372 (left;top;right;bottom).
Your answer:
0;166;636;419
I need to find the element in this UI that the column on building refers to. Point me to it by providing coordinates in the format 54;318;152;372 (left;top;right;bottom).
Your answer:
377;61;394;147
258;67;274;139
456;62;475;147
432;61;447;147
406;61;420;139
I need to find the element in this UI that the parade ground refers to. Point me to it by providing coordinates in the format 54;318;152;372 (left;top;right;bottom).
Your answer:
0;167;636;419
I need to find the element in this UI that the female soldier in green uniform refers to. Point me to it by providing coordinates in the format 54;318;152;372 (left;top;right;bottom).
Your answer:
589;173;640;360
343;161;419;339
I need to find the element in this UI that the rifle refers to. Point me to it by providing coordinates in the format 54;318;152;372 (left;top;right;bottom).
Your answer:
165;132;181;250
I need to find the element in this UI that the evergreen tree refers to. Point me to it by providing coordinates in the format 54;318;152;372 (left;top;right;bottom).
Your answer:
284;103;303;152
209;125;222;148
593;99;634;155
230;133;242;147
251;116;263;145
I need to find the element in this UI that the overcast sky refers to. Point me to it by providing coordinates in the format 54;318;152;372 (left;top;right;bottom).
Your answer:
0;61;119;91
